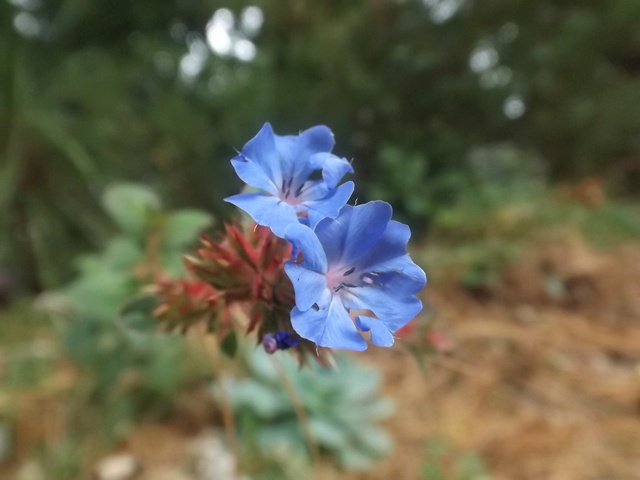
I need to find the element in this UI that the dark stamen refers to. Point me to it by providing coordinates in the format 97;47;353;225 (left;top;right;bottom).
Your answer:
334;280;359;293
343;266;355;276
281;177;294;199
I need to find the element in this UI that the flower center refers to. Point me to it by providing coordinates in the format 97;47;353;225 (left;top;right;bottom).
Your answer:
326;265;357;292
279;177;305;205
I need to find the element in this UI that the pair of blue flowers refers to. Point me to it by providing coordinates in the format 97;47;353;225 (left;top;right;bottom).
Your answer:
226;123;426;351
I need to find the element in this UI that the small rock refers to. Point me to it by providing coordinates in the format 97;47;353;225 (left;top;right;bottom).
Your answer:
16;461;45;480
188;430;236;480
513;304;537;324
94;454;142;480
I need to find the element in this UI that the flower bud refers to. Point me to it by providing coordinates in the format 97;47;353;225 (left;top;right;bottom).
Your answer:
262;334;278;354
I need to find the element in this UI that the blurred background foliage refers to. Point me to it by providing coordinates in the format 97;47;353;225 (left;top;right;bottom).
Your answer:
2;0;640;291
2;1;640;478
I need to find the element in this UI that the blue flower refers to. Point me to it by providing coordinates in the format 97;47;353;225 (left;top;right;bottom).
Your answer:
225;123;354;237
283;201;426;351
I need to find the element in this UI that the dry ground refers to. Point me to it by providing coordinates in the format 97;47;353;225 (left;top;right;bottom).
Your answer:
355;235;640;480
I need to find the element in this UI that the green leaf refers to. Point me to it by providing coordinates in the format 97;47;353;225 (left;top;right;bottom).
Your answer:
356;426;393;457
256;421;305;455
338;447;377;471
118;295;159;335
63;268;133;321
103;236;143;270
162;209;213;250
308;418;349;450
159;251;188;277
218;378;286;418
220;330;238;358
102;183;161;239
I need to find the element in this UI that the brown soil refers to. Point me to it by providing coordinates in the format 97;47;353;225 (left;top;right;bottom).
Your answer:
357;296;640;480
353;237;640;480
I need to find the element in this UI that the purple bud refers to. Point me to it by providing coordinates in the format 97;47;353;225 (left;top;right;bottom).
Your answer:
274;331;300;349
262;334;278;354
263;331;299;353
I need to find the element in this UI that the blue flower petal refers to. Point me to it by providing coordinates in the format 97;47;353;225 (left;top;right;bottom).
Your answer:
354;220;413;268
309;153;353;189
304;181;354;230
376;220;412;256
284;263;328;311
344;284;422;333
239;123;283;186
274;125;335;184
291;290;367;351
314;209;353;266
284;223;328;273
229;124;351;232
230;156;278;195
293;179;329;203
224;192;298;237
356;316;395;347
298;125;334;152
347;216;426;295
316;202;392;266
360;254;427;296
343;202;393;264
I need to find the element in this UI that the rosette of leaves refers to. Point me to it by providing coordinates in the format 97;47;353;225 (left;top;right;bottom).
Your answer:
217;347;395;471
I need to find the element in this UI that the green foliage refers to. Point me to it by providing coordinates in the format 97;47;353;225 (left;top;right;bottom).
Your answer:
539;199;640;249
420;143;640;291
420;145;543;290
420;438;491;480
162;209;214;249
219;348;395;473
367;145;432;229
102;183;162;240
64;182;213;312
0;299;57;390
0;300;85;475
3;0;640;288
220;330;239;358
36;437;84;480
42;182;213;441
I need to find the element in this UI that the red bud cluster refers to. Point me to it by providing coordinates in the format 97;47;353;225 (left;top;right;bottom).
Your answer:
185;223;295;333
153;222;333;364
188;224;292;301
153;278;218;332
